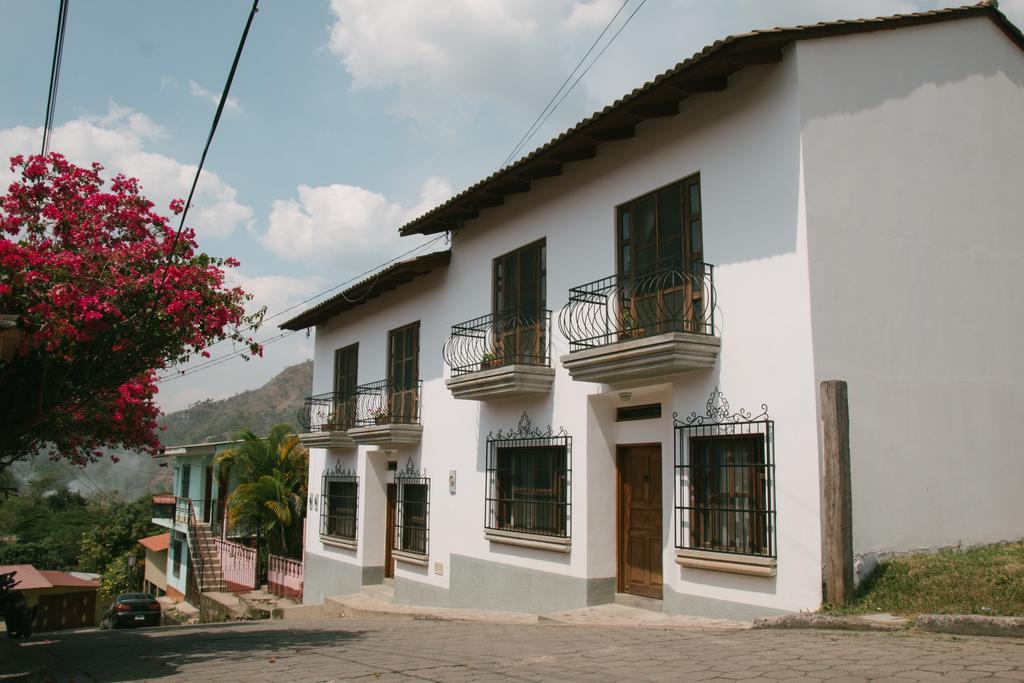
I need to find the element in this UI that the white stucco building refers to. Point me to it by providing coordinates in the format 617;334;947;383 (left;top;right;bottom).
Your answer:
282;3;1024;619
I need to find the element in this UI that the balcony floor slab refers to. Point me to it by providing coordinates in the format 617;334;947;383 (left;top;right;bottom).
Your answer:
348;423;423;446
560;331;720;386
298;431;356;449
446;364;555;400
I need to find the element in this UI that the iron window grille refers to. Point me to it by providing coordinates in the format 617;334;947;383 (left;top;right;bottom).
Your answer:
171;532;184;578
485;412;571;539
674;388;776;559
394;460;429;556
321;463;357;541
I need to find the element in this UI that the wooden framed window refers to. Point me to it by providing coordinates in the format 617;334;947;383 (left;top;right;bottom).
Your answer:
321;473;357;541
395;477;429;555
674;390;775;560
387;322;419;422
489;445;569;538
492;239;547;366
616;175;706;335
333;344;358;428
180;464;191;499
688;434;769;555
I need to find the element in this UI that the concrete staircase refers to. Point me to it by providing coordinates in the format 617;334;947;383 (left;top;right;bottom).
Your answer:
190;522;224;592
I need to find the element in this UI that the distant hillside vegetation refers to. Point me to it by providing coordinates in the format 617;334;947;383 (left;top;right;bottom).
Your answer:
158;360;313;447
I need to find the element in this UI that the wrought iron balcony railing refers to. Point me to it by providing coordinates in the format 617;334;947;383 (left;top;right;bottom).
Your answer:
442;308;552;377
297;391;357;433
352;378;422;427
558;261;715;352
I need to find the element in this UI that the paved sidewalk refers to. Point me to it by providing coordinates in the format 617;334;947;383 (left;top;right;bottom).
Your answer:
3;616;1024;681
322;592;749;630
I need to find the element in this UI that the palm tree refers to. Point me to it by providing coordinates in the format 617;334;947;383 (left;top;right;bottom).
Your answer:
214;424;307;558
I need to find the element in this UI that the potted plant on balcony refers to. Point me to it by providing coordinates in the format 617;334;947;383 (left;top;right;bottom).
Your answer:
320;411;338;432
480;352;502;370
371;407;391;425
620;310;647;339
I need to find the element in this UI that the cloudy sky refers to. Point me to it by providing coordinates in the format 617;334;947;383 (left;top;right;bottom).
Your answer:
2;0;1022;414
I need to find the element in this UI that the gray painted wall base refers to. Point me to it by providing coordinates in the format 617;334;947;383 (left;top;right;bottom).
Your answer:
394;554;615;614
303;552;363;605
663;584;791;620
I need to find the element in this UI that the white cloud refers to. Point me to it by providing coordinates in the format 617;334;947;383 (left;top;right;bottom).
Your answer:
189;80;243;114
0;103;252;239
261;176;452;269
225;269;326;321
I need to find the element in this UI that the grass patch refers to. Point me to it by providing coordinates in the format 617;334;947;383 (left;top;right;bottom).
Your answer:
825;541;1024;617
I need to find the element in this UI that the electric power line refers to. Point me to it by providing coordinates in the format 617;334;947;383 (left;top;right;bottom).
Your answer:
160;233;448;381
501;0;629;168
41;0;70;156
502;0;648;169
157;330;297;384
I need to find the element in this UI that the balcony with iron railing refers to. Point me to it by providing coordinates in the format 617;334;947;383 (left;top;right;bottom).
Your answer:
557;261;720;385
296;391;357;448
345;378;423;445
442;308;555;400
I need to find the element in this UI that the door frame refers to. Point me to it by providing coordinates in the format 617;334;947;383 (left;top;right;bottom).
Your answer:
616;442;664;596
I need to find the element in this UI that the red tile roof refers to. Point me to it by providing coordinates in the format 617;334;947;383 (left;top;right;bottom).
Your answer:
138;532;171;553
398;2;1023;237
0;565;98;590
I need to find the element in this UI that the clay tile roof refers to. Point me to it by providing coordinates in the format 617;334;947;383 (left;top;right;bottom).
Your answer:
0;565;98;590
138;532;171;553
152;494;176;505
0;565;49;590
397;1;1022;238
279;250;451;330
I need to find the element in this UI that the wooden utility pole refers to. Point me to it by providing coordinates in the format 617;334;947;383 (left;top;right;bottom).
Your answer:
821;379;854;606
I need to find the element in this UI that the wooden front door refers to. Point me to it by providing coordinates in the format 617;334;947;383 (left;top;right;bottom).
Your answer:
618;444;663;599
384;483;396;579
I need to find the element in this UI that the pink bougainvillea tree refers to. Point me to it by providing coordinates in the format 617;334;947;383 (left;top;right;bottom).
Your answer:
0;153;263;471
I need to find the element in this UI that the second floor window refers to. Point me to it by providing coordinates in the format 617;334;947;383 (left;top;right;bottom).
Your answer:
493;239;546;366
333;344;358;428
617;175;707;335
387;322;419;422
180;464;191;499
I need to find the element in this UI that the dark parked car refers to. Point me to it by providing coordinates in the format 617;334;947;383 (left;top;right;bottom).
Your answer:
100;593;161;629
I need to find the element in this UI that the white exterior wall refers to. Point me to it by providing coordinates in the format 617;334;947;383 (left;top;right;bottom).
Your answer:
305;49;824;614
798;18;1024;555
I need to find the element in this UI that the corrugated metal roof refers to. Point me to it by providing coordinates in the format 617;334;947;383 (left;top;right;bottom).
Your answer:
279;250;451;330
398;1;1021;237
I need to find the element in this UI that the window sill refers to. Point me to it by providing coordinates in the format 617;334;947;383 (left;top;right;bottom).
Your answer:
485;529;571;553
393;549;429;566
321;535;357;551
674;548;776;577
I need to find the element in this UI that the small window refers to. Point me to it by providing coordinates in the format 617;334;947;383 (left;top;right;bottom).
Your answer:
180;464;191;499
616;403;662;422
489;445;568;537
395;477;429;555
675;390;775;559
321;472;357;541
689;434;769;555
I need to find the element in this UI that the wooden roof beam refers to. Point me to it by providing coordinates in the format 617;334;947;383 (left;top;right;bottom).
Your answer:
490;180;531;196
627;100;680;119
515;163;563;181
723;46;784;67
548;145;597;163
584;125;636;142
672;76;728;95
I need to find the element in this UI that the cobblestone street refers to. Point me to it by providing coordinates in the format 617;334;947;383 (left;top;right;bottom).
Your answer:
4;618;1024;682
